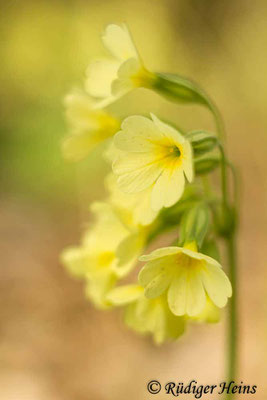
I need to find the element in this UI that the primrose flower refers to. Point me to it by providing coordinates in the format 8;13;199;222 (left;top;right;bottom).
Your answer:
86;24;154;106
62;91;120;161
112;114;194;211
61;202;146;308
139;243;232;317
107;284;186;344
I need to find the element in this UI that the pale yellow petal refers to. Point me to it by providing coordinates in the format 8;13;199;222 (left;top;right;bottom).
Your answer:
144;271;172;299
62;132;100;162
102;24;138;61
107;284;143;305
167;272;187;316
116;162;162;193
184;270;206;316
201;263;232;308
151;167;185;211
138;258;168;287
181;140;194;182
61;247;90;277
113;151;156;174
111;77;134;97
85;270;117;309
86;59;120;98
132;188;158;225
85;202;129;253
139;246;181;262
64;92;100;131
199;253;222;269
107;174;158;226
114;115;161;152
114;232;144;276
117;57;141;78
168;269;206;317
150;113;185;145
180;247;210;261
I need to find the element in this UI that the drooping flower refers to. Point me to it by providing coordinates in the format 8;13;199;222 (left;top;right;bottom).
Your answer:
112;114;194;211
107;284;186;344
85;24;155;107
62;91;120;161
138;243;232;317
61;202;146;308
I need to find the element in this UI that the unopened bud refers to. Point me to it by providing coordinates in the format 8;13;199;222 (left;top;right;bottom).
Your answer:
186;130;218;157
179;203;210;248
194;154;220;175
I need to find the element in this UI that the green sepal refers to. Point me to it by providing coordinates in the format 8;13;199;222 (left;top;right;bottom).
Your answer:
179;203;210;248
194;154;220;175
153;73;209;106
186;130;218;157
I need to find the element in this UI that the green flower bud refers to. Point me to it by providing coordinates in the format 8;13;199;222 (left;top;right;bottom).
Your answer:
179;203;210;248
194;154;220;175
186;130;218;157
152;73;209;106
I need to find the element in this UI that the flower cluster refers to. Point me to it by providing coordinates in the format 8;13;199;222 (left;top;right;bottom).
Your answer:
61;23;232;344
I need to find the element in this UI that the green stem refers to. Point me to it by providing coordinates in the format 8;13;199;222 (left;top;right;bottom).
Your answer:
226;233;238;390
206;97;225;141
218;144;227;205
219;143;238;398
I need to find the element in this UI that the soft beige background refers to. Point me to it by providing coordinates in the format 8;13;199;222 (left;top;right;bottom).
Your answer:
0;0;266;399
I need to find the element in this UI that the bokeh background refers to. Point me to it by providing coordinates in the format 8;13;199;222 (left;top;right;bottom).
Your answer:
0;0;266;399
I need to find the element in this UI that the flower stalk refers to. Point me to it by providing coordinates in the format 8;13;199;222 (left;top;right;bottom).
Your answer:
218;118;239;398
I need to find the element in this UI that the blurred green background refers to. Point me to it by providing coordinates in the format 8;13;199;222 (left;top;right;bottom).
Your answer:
0;0;266;399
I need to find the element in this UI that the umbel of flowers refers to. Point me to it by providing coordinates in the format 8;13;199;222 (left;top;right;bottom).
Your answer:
61;24;237;347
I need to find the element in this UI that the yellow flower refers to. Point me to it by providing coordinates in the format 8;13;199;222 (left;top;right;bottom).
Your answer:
62;91;120;161
106;173;159;226
139;243;232;317
85;24;154;106
61;202;145;308
112;114;194;211
107;284;186;344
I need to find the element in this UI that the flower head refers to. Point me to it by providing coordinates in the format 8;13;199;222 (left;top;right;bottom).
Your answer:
61;202;146;308
86;24;154;106
107;284;185;344
113;114;194;211
139;243;232;317
62;91;120;161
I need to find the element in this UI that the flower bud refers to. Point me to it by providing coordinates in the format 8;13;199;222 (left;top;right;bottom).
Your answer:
179;203;210;248
152;72;209;106
186;130;218;157
194;154;220;175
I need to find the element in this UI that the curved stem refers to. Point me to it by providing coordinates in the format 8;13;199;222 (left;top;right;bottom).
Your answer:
206;97;226;142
